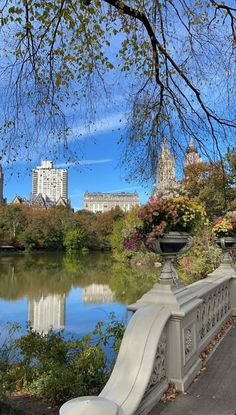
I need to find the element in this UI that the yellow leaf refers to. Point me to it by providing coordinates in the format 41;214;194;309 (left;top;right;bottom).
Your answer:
56;73;61;87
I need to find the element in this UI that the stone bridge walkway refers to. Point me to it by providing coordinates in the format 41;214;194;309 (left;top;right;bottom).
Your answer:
150;324;236;415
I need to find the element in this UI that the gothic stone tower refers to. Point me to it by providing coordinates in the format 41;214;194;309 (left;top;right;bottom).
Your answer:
184;139;202;172
155;140;177;195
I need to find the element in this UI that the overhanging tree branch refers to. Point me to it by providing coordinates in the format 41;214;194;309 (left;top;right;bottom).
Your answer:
0;0;235;181
103;0;236;130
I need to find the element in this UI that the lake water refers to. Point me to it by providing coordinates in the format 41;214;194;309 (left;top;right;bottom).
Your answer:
0;251;157;339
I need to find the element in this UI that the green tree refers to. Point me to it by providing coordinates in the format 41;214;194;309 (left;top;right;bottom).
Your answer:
93;207;124;250
20;226;42;249
0;317;125;404
75;210;100;249
18;206;76;249
63;228;87;252
110;219;127;261
0;205;26;240
183;150;236;219
0;1;235;180
111;206;148;262
0;204;126;251
178;229;222;283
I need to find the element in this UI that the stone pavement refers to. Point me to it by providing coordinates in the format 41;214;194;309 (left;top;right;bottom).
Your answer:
150;325;236;415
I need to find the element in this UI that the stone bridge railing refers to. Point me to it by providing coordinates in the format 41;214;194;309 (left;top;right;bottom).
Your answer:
60;258;236;415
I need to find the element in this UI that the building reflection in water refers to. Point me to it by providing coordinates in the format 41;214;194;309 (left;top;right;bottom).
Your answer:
83;284;114;304
28;294;66;333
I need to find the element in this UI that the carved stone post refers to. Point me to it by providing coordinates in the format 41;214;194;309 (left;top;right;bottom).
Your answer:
211;238;236;316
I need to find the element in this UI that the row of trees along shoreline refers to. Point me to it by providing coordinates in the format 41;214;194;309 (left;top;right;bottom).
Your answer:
0;154;235;253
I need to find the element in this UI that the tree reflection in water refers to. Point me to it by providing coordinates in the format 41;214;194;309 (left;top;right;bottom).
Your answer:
0;251;159;336
0;252;159;302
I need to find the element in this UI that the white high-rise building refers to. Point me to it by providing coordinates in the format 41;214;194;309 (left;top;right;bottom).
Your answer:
32;160;68;204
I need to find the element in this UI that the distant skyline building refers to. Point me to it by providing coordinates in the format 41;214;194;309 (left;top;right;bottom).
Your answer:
32;160;68;206
0;164;6;204
84;192;139;213
11;194;69;209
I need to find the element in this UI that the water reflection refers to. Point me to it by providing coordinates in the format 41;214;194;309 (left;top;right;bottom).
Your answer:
28;294;66;333
83;284;114;304
0;252;158;302
0;252;158;335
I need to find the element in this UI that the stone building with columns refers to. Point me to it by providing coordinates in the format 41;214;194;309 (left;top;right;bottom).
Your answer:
84;192;139;213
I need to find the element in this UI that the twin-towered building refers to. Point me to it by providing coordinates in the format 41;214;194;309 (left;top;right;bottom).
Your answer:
155;138;202;195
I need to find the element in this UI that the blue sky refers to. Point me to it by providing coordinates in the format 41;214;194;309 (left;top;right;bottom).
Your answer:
2;111;152;210
1;5;234;209
1;78;231;210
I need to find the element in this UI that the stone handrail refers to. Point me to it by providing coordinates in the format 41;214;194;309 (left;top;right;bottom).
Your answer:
60;259;236;415
60;305;171;415
189;274;231;351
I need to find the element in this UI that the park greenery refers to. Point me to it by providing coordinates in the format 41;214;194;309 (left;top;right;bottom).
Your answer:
0;2;235;409
0;250;158;304
183;148;236;218
0;0;235;181
0;316;125;405
0;152;234;282
177;229;223;283
0;151;234;253
0;244;222;407
0;204;125;251
0;158;235;408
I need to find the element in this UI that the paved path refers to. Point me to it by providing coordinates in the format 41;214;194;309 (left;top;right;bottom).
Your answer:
150;325;236;415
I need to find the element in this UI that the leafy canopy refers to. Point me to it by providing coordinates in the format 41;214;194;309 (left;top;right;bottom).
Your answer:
0;0;235;179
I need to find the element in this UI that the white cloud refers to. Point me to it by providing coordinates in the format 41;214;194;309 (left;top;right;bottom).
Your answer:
70;112;127;140
56;159;112;168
